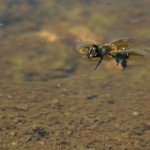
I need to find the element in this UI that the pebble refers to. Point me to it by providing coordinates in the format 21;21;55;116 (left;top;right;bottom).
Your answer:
132;111;139;117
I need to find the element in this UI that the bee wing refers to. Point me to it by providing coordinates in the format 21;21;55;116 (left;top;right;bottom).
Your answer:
125;48;148;66
128;48;148;57
76;41;94;54
108;35;132;49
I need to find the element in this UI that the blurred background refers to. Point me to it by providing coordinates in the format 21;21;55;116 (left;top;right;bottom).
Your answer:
0;0;150;149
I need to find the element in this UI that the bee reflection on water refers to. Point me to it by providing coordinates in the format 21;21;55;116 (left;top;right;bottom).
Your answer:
77;36;147;71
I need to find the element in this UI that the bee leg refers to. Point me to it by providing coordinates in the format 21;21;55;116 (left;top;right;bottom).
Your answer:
115;57;119;66
95;58;102;70
121;59;127;71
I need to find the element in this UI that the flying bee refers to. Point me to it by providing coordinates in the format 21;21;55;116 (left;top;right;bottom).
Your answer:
77;35;147;71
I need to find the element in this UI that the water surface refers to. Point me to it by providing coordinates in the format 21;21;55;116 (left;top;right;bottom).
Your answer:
0;0;150;149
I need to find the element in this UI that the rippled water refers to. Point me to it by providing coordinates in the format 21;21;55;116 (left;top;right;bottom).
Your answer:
0;0;150;149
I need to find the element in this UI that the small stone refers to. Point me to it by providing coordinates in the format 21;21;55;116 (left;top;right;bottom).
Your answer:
39;141;44;145
132;111;139;117
10;131;16;136
64;112;71;116
11;142;17;146
67;131;72;135
50;100;63;108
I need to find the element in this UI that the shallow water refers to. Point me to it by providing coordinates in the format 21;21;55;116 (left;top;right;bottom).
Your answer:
0;0;150;149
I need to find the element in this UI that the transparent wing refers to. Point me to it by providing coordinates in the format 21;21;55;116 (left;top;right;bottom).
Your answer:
76;41;94;54
125;48;148;66
108;35;132;49
128;48;148;57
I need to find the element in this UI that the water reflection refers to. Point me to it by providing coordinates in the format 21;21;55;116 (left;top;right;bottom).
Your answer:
0;1;150;149
0;0;149;82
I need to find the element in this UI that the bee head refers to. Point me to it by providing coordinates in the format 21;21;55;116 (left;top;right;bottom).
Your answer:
87;44;99;58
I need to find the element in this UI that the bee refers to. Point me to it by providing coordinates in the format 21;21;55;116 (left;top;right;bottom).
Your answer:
77;35;147;71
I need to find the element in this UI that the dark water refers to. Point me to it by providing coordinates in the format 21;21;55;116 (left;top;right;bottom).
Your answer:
0;0;150;149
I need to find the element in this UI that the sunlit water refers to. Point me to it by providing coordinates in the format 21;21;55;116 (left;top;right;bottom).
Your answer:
0;0;150;149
